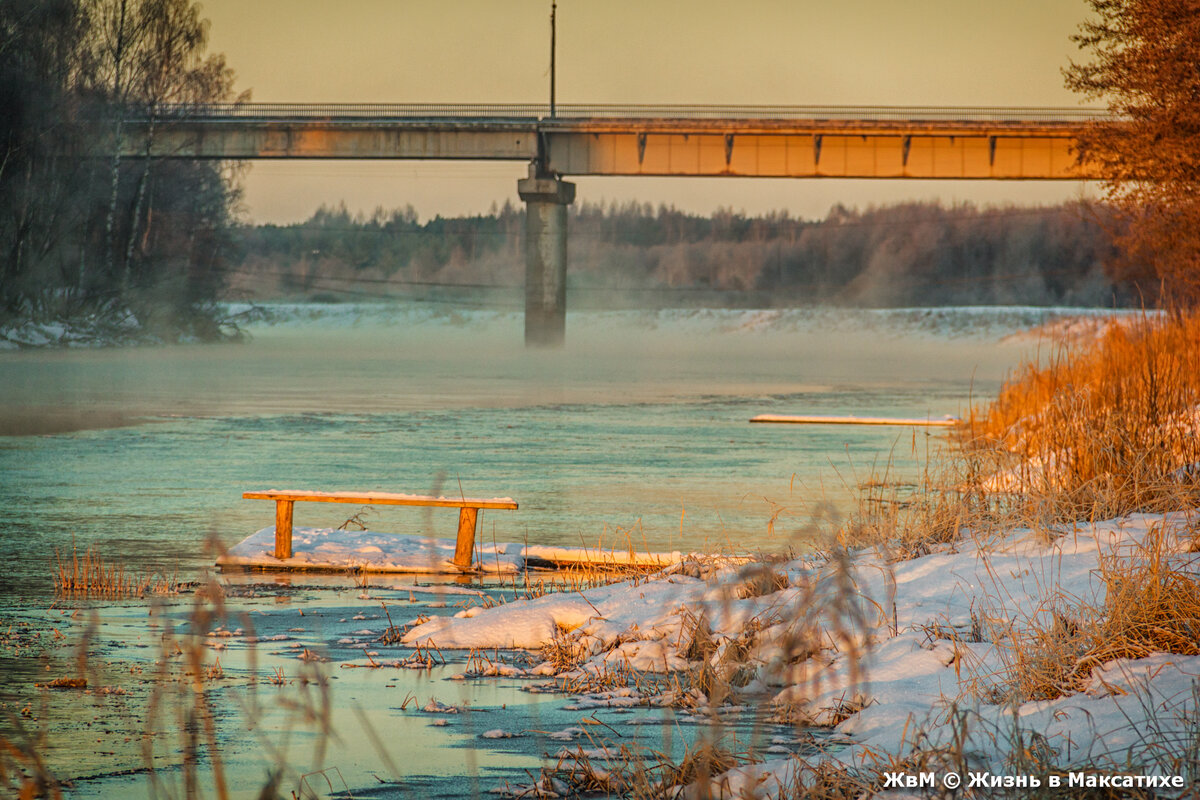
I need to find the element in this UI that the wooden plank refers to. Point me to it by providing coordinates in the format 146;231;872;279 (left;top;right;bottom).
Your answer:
750;414;960;427
453;507;479;570
243;490;517;510
274;499;294;559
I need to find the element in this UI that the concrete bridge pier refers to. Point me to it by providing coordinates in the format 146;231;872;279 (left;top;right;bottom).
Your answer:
518;167;575;347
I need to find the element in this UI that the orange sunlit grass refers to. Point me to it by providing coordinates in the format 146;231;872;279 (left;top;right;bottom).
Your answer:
963;312;1200;519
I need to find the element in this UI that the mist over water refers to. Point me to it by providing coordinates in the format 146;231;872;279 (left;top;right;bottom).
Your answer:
0;304;1052;602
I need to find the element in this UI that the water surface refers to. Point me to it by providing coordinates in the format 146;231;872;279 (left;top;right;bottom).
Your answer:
0;304;1058;797
0;305;1044;602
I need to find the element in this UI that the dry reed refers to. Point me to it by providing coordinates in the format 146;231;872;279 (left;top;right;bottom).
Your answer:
53;544;176;598
521;731;752;800
964;312;1200;520
835;312;1200;561
984;524;1200;703
827;423;1020;561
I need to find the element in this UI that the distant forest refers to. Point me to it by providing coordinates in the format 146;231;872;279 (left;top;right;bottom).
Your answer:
230;200;1129;309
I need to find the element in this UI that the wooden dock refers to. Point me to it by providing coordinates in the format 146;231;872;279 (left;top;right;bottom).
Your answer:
750;413;960;427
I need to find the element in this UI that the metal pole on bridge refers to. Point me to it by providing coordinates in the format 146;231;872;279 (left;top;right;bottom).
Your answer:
550;1;557;118
517;1;573;347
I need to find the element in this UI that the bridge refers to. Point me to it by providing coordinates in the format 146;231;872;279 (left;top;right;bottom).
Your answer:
123;103;1107;345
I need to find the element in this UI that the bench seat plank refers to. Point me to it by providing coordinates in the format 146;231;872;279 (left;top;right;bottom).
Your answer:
243;490;518;510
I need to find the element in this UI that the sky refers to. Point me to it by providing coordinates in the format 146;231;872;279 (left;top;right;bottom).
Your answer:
200;0;1101;223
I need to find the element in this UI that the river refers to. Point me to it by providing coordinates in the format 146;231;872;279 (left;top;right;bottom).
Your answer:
0;303;1100;797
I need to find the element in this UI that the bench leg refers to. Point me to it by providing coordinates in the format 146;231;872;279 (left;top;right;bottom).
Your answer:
453;507;478;570
274;500;294;559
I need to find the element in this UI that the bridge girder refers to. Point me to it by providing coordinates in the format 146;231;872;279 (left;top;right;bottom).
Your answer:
126;121;539;161
543;129;1091;180
123;115;1096;180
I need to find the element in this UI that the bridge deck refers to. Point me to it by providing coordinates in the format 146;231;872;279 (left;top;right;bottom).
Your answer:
121;103;1106;180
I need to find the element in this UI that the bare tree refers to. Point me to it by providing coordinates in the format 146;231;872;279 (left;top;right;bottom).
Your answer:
1065;0;1200;307
89;0;241;296
1;0;243;338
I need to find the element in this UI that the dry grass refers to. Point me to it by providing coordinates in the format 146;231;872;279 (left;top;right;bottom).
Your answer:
518;731;753;800
1089;526;1200;661
14;536;342;799
964;311;1200;520
138;576;336;799
679;606;767;709
777;762;873;800
987;524;1200;703
0;715;62;800
835;313;1200;561
650;737;749;797
53;544;176;598
835;444;1013;559
539;623;592;672
515;567;636;600
531;733;889;800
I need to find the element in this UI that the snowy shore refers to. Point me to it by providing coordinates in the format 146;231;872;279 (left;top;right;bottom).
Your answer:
222;301;1138;341
395;511;1200;796
0;303;1139;350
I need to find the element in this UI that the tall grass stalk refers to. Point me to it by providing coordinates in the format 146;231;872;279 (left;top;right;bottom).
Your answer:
53;543;176;598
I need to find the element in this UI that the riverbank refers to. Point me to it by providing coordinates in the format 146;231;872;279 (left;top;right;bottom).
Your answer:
402;510;1199;797
1;302;1138;350
0;305;245;351
9;505;1195;798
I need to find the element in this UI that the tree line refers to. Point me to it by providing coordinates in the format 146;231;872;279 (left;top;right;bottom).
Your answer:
230;200;1129;309
1;0;241;340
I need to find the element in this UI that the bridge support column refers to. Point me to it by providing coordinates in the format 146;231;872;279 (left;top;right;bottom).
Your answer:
518;169;575;347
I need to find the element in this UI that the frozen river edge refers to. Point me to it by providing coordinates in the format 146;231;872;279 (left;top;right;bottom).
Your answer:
396;510;1200;797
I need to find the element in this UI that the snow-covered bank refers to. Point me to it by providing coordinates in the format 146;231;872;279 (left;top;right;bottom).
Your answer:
399;512;1200;796
1;302;1138;350
0;316;146;349
0;308;244;349
223;302;1140;341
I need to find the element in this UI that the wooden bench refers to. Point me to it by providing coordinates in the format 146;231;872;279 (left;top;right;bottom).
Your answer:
243;490;519;570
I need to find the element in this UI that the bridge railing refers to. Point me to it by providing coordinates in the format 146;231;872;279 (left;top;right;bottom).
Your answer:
129;102;1111;123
